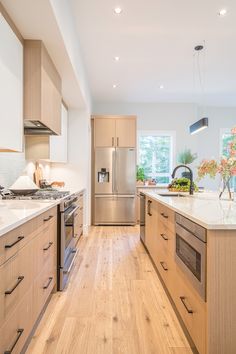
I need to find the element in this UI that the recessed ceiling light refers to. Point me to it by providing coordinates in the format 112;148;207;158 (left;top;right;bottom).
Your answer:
113;84;117;88
114;7;122;15
114;56;120;61
218;8;227;17
160;85;164;89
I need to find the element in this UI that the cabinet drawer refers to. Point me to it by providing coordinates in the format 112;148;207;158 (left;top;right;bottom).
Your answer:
155;248;177;297
33;257;55;323
0;288;33;354
0;239;34;327
158;218;175;257
158;203;175;232
0;206;57;267
172;270;206;354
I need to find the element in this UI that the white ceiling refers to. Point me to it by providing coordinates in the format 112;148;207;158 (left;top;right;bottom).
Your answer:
70;0;236;106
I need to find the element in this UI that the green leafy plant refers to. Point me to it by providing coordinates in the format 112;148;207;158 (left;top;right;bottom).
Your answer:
178;149;197;165
136;166;145;181
168;178;198;192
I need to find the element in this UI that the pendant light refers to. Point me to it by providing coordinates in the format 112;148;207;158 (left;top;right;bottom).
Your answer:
189;44;209;135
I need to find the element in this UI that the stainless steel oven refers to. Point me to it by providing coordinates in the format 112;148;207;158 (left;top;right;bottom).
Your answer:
175;213;207;300
58;193;81;290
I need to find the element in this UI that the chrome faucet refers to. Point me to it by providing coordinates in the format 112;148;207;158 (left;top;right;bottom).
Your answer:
171;165;194;195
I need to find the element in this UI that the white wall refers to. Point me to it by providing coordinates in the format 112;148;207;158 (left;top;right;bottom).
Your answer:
93;102;236;190
50;108;91;229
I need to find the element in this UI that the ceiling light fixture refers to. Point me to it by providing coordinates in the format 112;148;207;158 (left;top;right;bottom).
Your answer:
218;8;227;16
190;117;209;135
114;56;120;61
113;84;117;88
114;7;122;14
159;85;164;89
190;44;209;135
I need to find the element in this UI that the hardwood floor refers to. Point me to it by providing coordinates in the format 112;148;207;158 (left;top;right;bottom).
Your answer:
26;226;193;354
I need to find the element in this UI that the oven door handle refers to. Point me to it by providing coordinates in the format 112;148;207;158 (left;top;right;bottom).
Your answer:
63;248;78;274
65;205;80;221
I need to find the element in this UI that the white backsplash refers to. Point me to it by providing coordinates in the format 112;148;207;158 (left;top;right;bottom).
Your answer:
0;153;51;188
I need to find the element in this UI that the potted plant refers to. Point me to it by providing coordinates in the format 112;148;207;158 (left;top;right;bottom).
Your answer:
136;166;145;184
177;149;197;179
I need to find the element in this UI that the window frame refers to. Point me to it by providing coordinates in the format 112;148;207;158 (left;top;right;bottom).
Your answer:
137;130;176;186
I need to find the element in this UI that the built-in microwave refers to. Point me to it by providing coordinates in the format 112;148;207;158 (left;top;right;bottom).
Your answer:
175;213;207;301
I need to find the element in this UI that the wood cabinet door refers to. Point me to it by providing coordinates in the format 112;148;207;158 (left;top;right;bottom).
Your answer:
145;198;158;259
115;118;136;147
94;118;116;147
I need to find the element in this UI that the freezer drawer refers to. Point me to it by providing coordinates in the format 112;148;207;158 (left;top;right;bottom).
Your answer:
94;196;135;225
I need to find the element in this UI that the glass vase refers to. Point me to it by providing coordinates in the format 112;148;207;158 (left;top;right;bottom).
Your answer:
219;177;234;201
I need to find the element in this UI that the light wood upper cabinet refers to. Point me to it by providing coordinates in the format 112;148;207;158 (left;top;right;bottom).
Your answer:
94;118;116;147
25;103;68;162
24;40;62;135
93;116;136;148
0;13;23;152
116;118;136;147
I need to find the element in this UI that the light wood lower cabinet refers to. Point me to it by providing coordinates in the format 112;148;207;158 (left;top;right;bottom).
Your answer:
0;206;57;354
144;198;206;354
74;192;84;238
0;287;33;354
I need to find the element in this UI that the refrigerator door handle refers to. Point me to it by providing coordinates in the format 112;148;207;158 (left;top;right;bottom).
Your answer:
112;150;116;193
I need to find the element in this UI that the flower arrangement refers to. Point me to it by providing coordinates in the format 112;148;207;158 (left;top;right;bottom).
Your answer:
197;126;236;199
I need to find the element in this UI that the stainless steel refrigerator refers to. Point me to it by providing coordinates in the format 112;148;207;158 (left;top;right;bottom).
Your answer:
94;147;136;225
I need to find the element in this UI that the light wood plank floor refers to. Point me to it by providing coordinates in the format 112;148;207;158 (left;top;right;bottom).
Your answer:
26;226;193;354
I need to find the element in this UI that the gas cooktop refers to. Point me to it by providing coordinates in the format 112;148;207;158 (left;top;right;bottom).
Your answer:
1;189;70;200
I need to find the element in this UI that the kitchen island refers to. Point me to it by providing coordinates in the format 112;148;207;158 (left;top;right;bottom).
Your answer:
141;190;236;354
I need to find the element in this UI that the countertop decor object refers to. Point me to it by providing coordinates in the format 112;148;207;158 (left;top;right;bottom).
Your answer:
9;175;39;195
198;126;236;200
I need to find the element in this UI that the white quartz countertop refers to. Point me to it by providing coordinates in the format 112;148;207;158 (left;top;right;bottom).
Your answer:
141;189;236;230
0;189;85;237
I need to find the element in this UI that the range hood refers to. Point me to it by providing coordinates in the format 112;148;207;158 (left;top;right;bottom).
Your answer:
24;121;57;135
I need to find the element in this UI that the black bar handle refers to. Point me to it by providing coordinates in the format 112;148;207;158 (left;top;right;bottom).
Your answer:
5;236;24;249
161;212;168;219
5;276;24;295
147;200;152;216
160;233;168;241
43;242;53;251
43;215;53;222
180;296;193;314
4;328;24;354
43;277;53;289
160;261;168;271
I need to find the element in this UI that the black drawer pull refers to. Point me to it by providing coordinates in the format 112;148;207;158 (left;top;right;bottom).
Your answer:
5;236;24;249
5;276;24;295
43;242;53;251
147;200;152;216
160;261;168;271
4;328;24;354
43;277;53;289
160;233;168;241
161;212;168;219
180;296;193;314
43;215;53;222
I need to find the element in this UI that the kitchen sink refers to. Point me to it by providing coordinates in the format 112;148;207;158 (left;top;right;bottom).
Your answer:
158;193;185;197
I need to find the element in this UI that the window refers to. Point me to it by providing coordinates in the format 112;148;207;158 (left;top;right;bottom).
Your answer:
221;129;234;158
220;128;236;190
138;131;175;185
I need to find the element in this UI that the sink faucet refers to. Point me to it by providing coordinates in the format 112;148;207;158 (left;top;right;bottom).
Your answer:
171;165;194;195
